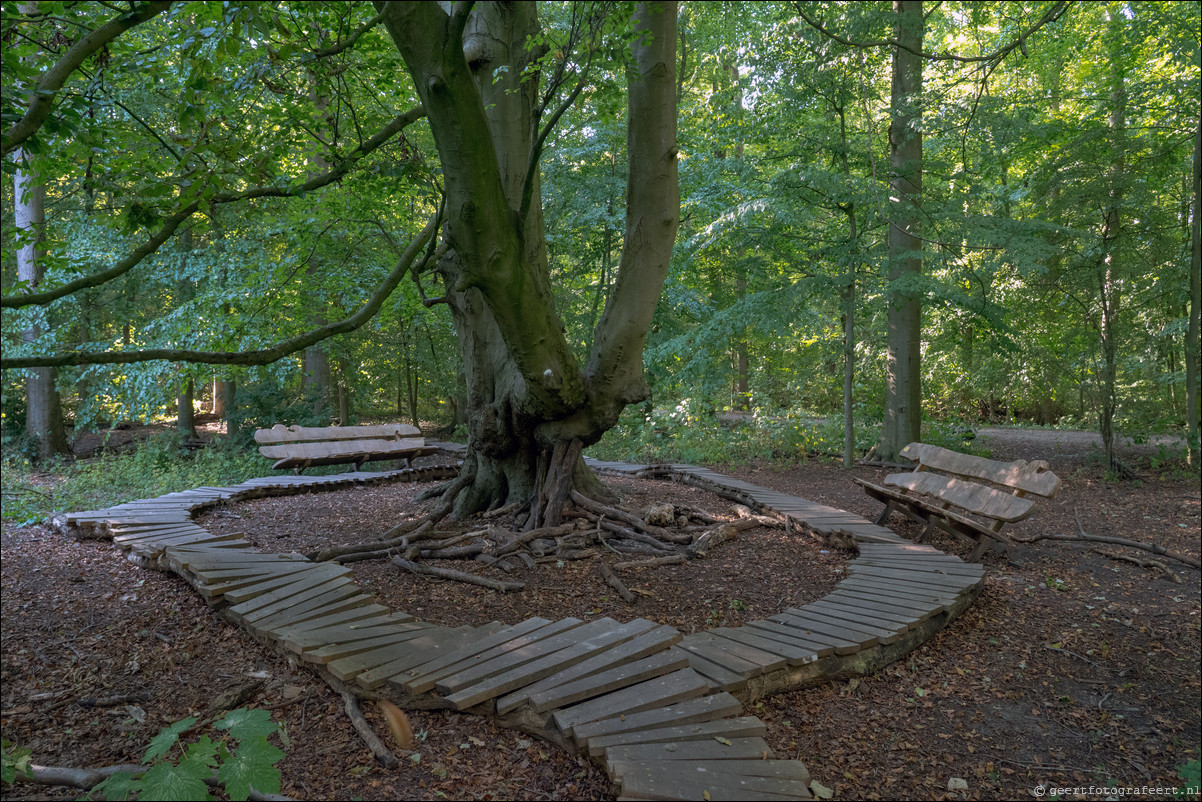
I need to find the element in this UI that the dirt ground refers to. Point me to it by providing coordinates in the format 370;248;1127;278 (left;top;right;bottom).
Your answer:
1;428;1198;801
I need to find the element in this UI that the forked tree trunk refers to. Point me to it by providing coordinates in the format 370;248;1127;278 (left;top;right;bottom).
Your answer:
378;2;679;522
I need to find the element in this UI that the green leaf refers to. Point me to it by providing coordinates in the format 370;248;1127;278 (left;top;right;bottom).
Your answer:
94;769;142;802
183;735;222;770
144;716;199;764
217;738;284;801
215;708;278;741
140;759;212;801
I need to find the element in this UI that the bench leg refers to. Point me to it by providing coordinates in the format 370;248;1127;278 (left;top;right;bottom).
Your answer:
915;518;936;544
968;537;990;562
874;505;893;526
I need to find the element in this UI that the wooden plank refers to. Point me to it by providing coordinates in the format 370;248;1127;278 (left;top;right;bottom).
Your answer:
764;614;876;651
823;590;941;620
740;621;839;658
370;626;527;691
222;562;350;606
255;423;421;444
495;626;681;715
849;557;985;578
275;609;405;651
612;761;810;802
901;442;1061;497
884;471;1035;522
434;618;600;694
328;627;477;682
285;620;429;653
247;586;368;635
528;649;689;714
227;565;353;619
399;617;559;694
793;604;911;639
671;647;748;692
682;634;783;678
676;634;772;677
611;758;809;782
258;437;429;462
264;601;393;638
442;619;660;710
708;627;818;666
553;668;711;737
774;608;899;644
300;626;439;664
567;692;745;750
587;717;766;758
605;737;774;766
835;575;963;604
806;597;921;628
848;566;980;592
239;577;361;625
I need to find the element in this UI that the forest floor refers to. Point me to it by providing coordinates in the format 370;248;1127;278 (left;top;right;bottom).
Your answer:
1;427;1199;801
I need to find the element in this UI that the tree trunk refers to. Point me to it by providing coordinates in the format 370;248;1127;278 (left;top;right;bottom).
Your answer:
1187;122;1200;465
1098;15;1127;469
377;2;679;520
177;378;197;441
14;2;68;462
838;104;858;470
877;0;923;463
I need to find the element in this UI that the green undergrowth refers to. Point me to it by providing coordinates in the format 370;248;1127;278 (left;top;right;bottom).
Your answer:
587;404;986;466
1;433;279;526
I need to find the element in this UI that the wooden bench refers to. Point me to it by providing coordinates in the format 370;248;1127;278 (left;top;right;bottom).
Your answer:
254;423;438;473
853;442;1061;561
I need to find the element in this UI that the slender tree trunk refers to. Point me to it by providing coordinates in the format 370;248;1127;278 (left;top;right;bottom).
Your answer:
878;0;924;462
1187;122;1200;465
177;378;197;440
1098;16;1127;469
14;2;68;461
838;105;858;469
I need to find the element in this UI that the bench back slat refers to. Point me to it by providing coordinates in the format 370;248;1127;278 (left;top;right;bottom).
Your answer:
258;437;428;461
883;472;1036;523
254;423;421;445
900;443;1061;498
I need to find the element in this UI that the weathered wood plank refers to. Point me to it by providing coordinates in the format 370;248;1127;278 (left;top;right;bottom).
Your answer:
901;442;1061;497
328;627;477;682
676;634;774;676
805;598;921;629
246;586;369;635
740;621;839;658
708;627;818;666
495;625;681;715
587;717;767;757
300;626;441;664
793;605;910;639
604;737;774;766
400;617;559;694
227;565;353;619
774;609;897;645
254;423;421;444
443;619;660;710
527;649;689;714
823;590;942;619
219;562;349;606
610;758;810;782
434;618;602;695
612;762;810;802
553;668;711;737
571;691;744;747
670;647;747;692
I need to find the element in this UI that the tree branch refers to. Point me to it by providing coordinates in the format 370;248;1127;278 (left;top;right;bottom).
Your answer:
12;763;294;801
2;1;172;157
1;210;439;369
307;9;387;60
794;1;1068;64
1;106;426;309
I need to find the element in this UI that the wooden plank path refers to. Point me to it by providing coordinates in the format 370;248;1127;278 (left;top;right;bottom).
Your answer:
53;447;988;801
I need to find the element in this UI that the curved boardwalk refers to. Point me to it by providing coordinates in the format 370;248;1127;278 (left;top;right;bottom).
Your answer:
55;452;984;801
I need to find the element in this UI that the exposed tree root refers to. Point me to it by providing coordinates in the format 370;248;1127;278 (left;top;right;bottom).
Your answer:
1090;548;1182;583
393;557;526;592
613;554;687;570
598;562;635;603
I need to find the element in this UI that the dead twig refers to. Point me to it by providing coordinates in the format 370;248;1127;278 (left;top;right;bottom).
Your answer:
336;686;398;769
392;557;525;592
1091;547;1182;583
1009;508;1200;570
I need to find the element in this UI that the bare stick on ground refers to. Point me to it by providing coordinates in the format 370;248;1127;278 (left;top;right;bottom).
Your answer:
336;686;399;769
392;557;526;592
1011;508;1200;570
612;554;687;571
599;562;635;603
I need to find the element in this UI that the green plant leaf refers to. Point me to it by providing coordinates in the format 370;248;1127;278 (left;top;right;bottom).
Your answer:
143;716;199;764
183;735;222;770
94;769;142;801
216;737;284;800
140;759;212;801
215;708;278;741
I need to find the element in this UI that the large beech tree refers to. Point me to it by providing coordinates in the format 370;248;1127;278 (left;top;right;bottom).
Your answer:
376;1;679;522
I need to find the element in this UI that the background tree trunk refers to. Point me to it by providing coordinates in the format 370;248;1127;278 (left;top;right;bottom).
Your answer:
878;0;923;463
1187;122;1200;465
177;378;197;441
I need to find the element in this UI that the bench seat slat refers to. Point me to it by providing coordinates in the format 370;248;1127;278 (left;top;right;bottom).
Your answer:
900;443;1061;498
258;437;429;462
883;472;1035;523
254;423;421;444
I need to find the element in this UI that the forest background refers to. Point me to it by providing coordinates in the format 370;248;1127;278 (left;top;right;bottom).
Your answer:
1;0;1199;510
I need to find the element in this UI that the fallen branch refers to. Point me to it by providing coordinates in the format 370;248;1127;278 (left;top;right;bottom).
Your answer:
570;491;681;542
392;557;526;592
336;686;398;768
598;563;635;603
687;523;739;557
13;763;294;801
1011;509;1199;570
613;554;687;571
593;517;676;551
1091;548;1182;583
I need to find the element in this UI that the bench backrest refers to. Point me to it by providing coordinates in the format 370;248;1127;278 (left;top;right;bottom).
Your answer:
254;423;421;446
899;442;1061;498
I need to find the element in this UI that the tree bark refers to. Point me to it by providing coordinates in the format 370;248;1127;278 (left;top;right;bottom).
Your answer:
376;2;679;520
13;5;68;462
177;378;197;441
878;0;924;463
1187;122;1200;466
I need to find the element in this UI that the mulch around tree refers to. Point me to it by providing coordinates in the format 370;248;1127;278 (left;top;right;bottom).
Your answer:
2;434;1199;801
